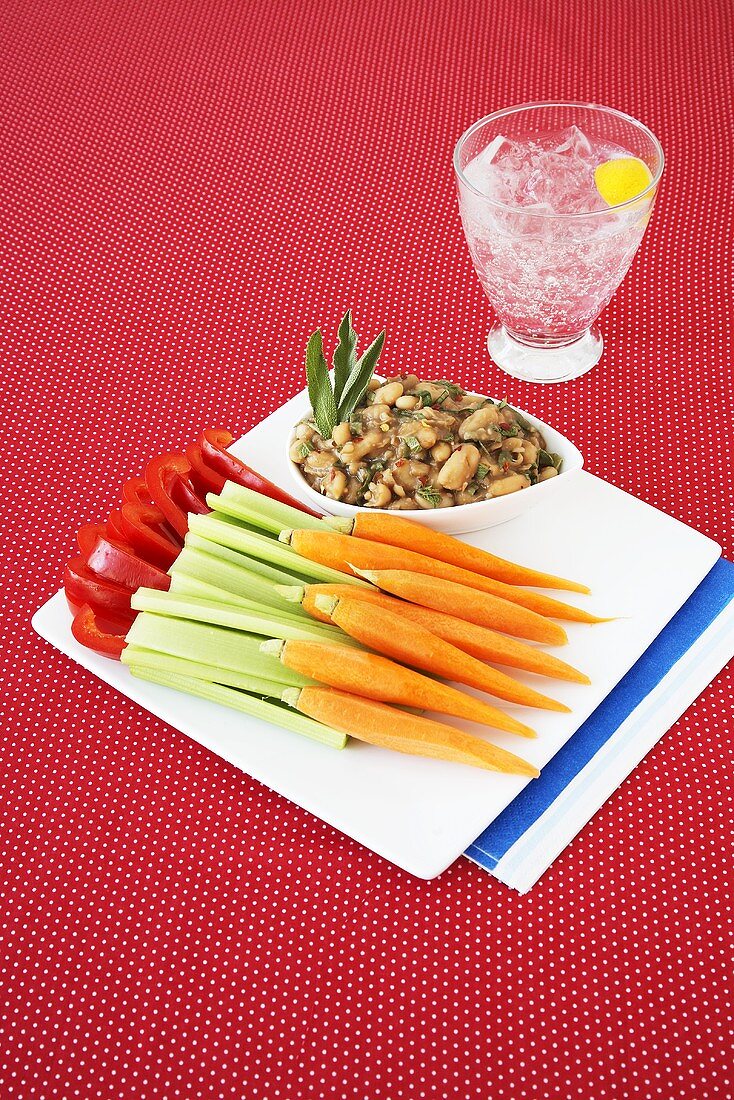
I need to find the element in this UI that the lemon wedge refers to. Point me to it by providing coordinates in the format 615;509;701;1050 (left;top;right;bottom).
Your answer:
594;157;653;206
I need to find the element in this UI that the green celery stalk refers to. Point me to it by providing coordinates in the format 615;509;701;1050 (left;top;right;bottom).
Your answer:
184;532;305;587
125;613;312;684
122;645;314;693
208;487;324;537
188;514;368;587
127;666;347;749
131;589;357;643
166;572;355;644
172;546;286;607
220;481;326;529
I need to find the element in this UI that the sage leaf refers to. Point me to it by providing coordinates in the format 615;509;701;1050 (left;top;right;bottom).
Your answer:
305;328;337;439
538;449;563;471
511;408;533;432
332;310;357;408
416;485;442;508
337;329;385;421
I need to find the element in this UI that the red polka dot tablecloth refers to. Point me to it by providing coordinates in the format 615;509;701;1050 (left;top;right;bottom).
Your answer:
1;1;732;1097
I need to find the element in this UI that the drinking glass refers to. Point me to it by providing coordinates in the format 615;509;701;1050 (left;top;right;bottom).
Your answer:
454;102;664;383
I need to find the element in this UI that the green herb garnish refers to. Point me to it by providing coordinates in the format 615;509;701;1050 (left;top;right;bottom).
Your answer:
332;310;358;409
297;442;314;459
305;330;338;439
304;312;386;439
499;424;520;438
416;485;442;508
512;408;533;432
497;449;513;468
417;390;434;407
404;435;421;454
476;463;490;480
436;379;463;399
497;397;508;410
538;450;563;471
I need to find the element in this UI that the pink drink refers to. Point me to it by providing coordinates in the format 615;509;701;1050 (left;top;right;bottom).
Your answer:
460;126;648;341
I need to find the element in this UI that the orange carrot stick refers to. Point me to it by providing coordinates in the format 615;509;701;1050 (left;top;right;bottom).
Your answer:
284;530;568;644
282;686;539;776
291;583;589;684
353;567;598;640
330;512;590;594
263;638;535;738
318;595;571;713
286;529;604;627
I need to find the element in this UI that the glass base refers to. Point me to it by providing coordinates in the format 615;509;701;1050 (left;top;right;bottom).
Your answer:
487;324;603;383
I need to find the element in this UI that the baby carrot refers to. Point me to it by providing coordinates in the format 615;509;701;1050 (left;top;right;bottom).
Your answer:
287;583;589;684
284;530;567;644
262;638;536;738
318;595;571;713
354;568;595;642
283;529;598;629
329;512;590;594
282;686;539;776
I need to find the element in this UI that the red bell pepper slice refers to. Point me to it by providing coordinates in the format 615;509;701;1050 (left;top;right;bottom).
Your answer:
71;604;127;660
86;534;171;591
164;470;209;517
122;477;153;505
77;522;109;558
120;503;181;569
65;556;136;619
107;509;127;542
199;429;318;515
65;589;136;635
185;443;227;496
145;454;193;539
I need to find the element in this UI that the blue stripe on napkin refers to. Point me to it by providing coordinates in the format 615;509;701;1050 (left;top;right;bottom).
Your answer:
465;557;734;870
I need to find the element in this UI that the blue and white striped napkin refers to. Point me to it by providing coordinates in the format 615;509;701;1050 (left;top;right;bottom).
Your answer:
465;558;734;893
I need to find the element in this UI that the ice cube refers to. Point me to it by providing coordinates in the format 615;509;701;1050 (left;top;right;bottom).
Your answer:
463;135;508;195
555;125;593;158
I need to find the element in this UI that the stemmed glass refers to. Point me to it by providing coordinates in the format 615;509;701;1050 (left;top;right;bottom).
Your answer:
454;102;664;383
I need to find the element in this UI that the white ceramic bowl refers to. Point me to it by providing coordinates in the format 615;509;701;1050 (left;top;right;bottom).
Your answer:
285;392;584;534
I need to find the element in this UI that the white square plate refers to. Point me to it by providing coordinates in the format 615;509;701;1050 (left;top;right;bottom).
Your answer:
32;389;721;878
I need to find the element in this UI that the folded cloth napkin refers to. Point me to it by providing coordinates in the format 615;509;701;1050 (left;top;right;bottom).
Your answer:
465;558;734;893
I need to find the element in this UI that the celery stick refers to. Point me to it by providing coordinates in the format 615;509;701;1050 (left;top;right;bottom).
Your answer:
169;572;262;608
208;488;324;537
219;481;325;531
125;613;311;684
276;585;306;604
188;514;368;587
131;589;351;643
172;546;286;607
166;572;354;644
184;533;304;587
122;646;313;693
128;666;347;749
169;573;302;622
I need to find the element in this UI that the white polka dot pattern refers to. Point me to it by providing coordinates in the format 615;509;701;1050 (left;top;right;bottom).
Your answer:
0;1;732;1098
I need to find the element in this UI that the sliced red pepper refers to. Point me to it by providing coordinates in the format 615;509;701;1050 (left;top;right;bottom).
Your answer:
164;470;209;517
77;522;109;558
65;590;136;634
145;454;192;539
71;604;127;660
185;443;227;496
200;429;318;516
120;503;181;569
86;533;171;591
65;556;136;619
107;509;127;542
123;477;153;505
